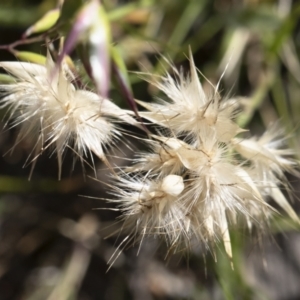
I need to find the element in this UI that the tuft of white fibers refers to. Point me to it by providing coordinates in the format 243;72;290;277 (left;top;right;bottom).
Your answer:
107;174;188;256
136;52;243;145
0;53;138;179
107;50;299;266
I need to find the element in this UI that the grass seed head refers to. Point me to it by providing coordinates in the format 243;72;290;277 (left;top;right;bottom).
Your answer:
0;54;137;178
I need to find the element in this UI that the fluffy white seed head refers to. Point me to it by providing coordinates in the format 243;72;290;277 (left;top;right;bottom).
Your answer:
127;135;190;178
0;54;137;178
110;174;187;250
137;51;243;145
233;125;297;181
107;52;298;264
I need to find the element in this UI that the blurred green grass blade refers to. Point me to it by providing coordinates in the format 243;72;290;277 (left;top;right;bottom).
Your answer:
59;0;83;24
0;176;83;194
215;232;259;300
167;0;207;48
14;51;46;65
281;39;300;85
0;74;15;83
0;6;43;27
23;8;60;37
271;75;292;129
237;66;277;128
218;27;250;80
155;0;208;73
184;14;224;56
267;9;298;57
271;214;300;233
108;0;154;21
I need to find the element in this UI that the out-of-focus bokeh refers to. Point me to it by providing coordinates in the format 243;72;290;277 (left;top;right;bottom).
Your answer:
0;0;300;299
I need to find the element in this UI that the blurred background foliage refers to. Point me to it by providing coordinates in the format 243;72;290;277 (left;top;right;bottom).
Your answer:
0;0;300;299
